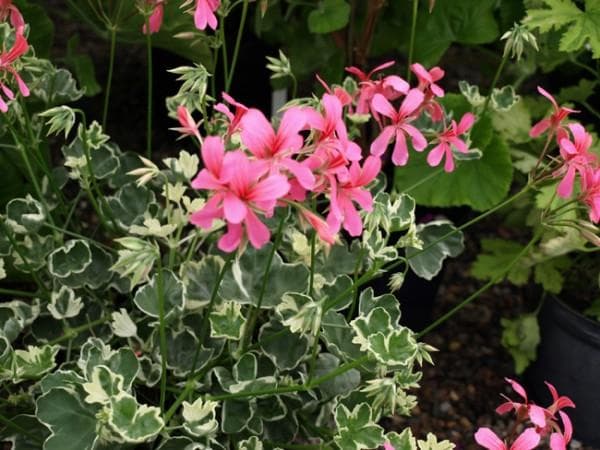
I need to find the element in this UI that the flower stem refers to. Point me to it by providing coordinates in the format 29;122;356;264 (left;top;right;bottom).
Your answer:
482;51;510;115
407;0;419;82
156;256;168;413
219;20;229;90
226;0;249;91
145;19;153;159
102;26;117;130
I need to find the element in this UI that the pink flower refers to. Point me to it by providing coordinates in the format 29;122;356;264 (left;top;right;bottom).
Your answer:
240;106;314;190
555;123;596;198
475;428;540;450
496;378;548;428
529;87;577;141
0;0;24;33
383;443;395;450
299;209;335;244
190;138;290;252
549;411;573;450
581;167;600;223
427;112;475;172
411;63;445;121
142;0;164;34
194;0;220;30
370;89;426;166
316;74;353;107
327;155;381;236
172;105;201;140
0;32;29;112
215;92;248;136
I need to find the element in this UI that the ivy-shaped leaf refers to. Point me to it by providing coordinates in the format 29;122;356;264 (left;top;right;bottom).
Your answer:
47;285;83;320
5;195;45;234
82;365;124;405
182;398;219;437
333;403;385;450
134;269;186;320
180;256;224;309
210;301;246;340
48;239;92;279
386;429;418;450
366;328;419;367
259;320;309;371
77;338;139;390
12;344;59;382
108;392;164;443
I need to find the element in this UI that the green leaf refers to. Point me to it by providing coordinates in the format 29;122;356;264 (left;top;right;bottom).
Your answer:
501;314;540;374
407;221;464;280
65;35;101;96
36;388;100;450
277;292;322;336
182;398;219;437
490;86;521;112
210;301;246;340
108;392;164;443
48;240;92;279
307;0;351;34
386;429;418;450
77;338;139;390
366;328;418;366
12;344;59;382
533;257;571;294
238;436;264;450
321;310;363;361
471;239;530;285
5;195;45;234
0;299;40;343
525;0;600;58
82;365;124;405
417;433;455;450
0;414;51;450
24;57;84;105
395;113;513;211
314;353;360;397
558;78;598;103
333;403;385;450
47;285;83;320
351;307;393;351
181;256;224;308
492;98;532;144
220;244;309;309
222;399;254;434
259;320;309;370
166;328;207;377
584;298;600;321
358;288;401;326
107;183;157;229
133;269;186;319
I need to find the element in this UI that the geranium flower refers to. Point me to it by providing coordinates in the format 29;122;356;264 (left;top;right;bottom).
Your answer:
549;411;573;450
214;92;248;136
370;89;426;166
172;105;201;140
555;123;596;198
475;427;540;450
0;0;24;33
0;32;30;112
411;63;445;121
426;112;475;172
299;209;335;244
194;0;220;30
142;0;164;35
529;86;577;141
581;167;600;223
496;378;548;428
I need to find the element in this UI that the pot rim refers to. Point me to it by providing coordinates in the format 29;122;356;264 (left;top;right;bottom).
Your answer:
544;296;600;349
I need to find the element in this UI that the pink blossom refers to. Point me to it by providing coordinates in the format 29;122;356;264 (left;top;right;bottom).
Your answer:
426;112;475;172
240;107;315;190
0;0;24;33
530;87;577;141
555;123;596;198
299;209;335;244
475;427;540;450
549;411;573;450
496;378;548;428
411;63;445;121
581;167;600;223
0;32;29;113
215;92;248;136
370;89;426;166
172;105;201;140
142;0;164;34
194;0;220;30
316;74;353;107
383;443;395;450
327;155;381;236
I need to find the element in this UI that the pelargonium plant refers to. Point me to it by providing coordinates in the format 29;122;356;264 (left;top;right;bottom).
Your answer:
0;0;584;449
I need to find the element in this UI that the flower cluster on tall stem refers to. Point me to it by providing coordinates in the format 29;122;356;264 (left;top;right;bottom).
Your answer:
0;6;29;113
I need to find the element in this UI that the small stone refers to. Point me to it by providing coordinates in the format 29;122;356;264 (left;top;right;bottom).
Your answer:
449;341;461;351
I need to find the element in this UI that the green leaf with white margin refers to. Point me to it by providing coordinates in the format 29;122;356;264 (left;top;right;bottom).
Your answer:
5;195;45;233
25;57;84;104
238;436;266;450
108;392;164;443
501;314;540;374
111;237;159;287
0;336;12;380
350;307;394;351
82;365;124;404
182;398;219;437
307;0;350;34
386;429;418;450
358;288;401;326
166;328;207;377
36;387;100;450
314;241;361;282
77;338;139;390
0;299;40;342
107;183;157;229
39;370;86;394
110;308;138;338
277;292;322;336
333;403;385;450
181;255;224;309
221;399;254;434
367;328;419;366
12;344;59;382
0;414;51;450
209;301;246;340
314;353;360;397
156;436;212;449
220;243;309;309
320;274;354;311
48;239;92;279
134;269;186;319
490;85;520;112
78;121;109;150
259;319;310;371
492;96;532;144
417;433;455;450
322;310;364;361
406;220;464;280
365;192;416;234
137;356;161;387
47;285;83;320
459;81;486;108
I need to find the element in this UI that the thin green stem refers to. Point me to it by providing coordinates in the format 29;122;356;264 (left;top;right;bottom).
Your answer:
417;231;541;337
307;326;322;382
406;0;419;82
47;315;110;345
219;20;229;89
156;255;168;413
42;222;115;252
401;167;443;194
482;51;510;115
226;0;249;91
240;214;287;352
309;232;316;298
0;287;38;298
146;19;153;159
102;27;117;130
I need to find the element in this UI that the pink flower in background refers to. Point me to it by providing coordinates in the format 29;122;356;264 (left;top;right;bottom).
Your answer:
327;155;381;236
581;167;600;223
316;74;353;107
475;427;540;450
555;123;596;198
0;32;30;112
370;89;426;166
411;63;445;121
383;443;396;450
0;0;24;34
172;105;201;140
496;378;548;428
142;0;164;34
215;92;248;135
240;107;315;190
426;112;474;172
194;0;220;30
529;86;577;141
299;209;335;244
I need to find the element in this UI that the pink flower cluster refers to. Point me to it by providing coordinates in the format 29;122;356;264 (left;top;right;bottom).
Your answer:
179;61;474;252
143;0;220;34
530;87;600;223
475;378;575;450
0;0;29;112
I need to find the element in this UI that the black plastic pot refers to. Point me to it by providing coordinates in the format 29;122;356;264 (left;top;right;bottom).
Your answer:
525;297;600;447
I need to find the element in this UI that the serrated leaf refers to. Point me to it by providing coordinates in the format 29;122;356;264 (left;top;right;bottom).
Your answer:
533;257;571;294
12;344;59;382
471;239;530;285
351;307;393;351
501;314;540;374
307;0;350;34
407;221;464;280
47;285;83;320
277;292;322;336
321;310;364;361
182;398;219;437
358;288;401;326
386;429;418;450
108;392;164;443
366;328;418;366
77;338;139;390
490;85;520;111
134;269;186;319
333;403;385;450
82;365;124;404
417;433;455;450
